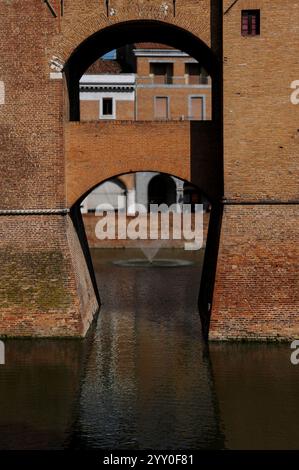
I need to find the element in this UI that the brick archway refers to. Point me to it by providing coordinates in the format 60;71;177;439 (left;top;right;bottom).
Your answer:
52;2;212;68
63;19;219;121
1;1;297;340
63;19;222;206
0;0;224;338
66;120;220;207
63;14;223;340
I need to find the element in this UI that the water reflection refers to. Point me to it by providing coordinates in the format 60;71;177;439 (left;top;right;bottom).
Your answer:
0;339;86;449
70;248;223;449
210;343;299;450
0;249;298;449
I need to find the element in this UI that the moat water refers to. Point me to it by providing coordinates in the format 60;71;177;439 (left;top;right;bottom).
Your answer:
0;248;299;450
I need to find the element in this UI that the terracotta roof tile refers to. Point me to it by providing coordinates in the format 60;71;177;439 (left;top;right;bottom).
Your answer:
133;42;175;50
85;59;123;74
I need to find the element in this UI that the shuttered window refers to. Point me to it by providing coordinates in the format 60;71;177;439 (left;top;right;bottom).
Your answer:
190;97;203;120
155;97;169;119
242;10;260;36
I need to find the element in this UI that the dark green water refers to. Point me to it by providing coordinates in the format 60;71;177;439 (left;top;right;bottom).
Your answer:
0;248;298;450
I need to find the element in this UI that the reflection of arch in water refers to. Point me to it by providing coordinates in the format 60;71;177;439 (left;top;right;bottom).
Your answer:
70;261;225;449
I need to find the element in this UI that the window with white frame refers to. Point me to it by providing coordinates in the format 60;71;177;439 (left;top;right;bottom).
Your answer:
155;96;169;119
102;97;113;117
189;96;204;120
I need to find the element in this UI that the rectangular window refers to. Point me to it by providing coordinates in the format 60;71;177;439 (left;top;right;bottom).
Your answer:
155;97;169;120
200;68;209;85
150;63;173;84
102;97;113;116
190;96;204;120
241;10;260;36
185;63;209;85
185;63;201;84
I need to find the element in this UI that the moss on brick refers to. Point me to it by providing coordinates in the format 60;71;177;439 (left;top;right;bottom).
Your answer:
0;250;71;311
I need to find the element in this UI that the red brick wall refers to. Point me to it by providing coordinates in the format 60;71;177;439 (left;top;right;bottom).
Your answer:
0;214;98;337
0;2;65;210
65;120;217;206
202;0;299;340
0;0;298;339
81;101;99;121
136;87;212;120
137;57;151;77
116;100;135;119
210;205;299;340
223;0;299;201
0;0;212;210
0;0;214;337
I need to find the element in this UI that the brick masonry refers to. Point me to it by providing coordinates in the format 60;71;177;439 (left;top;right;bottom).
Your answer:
135;86;212;121
0;214;98;337
210;205;299;340
65;120;217;205
0;0;298;339
209;0;299;340
223;0;299;202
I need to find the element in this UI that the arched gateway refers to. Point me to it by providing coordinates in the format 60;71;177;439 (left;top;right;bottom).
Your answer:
0;1;298;340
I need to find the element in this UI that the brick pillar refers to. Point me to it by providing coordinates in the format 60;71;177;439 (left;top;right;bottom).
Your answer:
0;214;99;337
209;205;299;340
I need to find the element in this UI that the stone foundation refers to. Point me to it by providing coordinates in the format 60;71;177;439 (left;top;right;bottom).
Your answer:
0;214;99;337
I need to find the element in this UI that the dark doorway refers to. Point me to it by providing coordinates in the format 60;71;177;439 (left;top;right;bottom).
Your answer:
148;174;177;208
